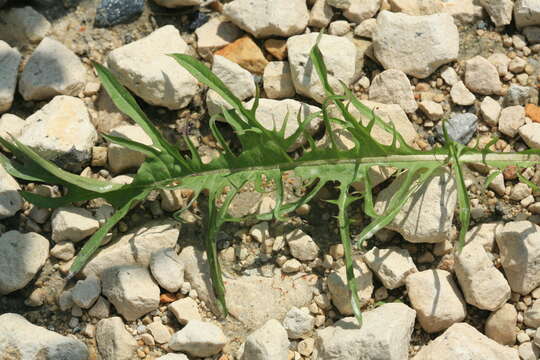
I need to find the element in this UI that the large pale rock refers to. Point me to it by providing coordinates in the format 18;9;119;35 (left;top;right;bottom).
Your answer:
96;317;137;360
0;113;25;143
0;313;88;359
18;96;97;170
373;11;459;78
51;206;99;243
363;246;417;289
389;0;444;15
206;55;256;116
168;297;201;325
496;221;540;294
0;6;51;45
342;0;381;23
0;231;49;295
150;248;184;293
168;320;227;357
242;319;290;360
0;41;21;113
479;0;513;26
0;163;22;219
101;265;160;321
515;0;540;28
82;220;180;278
223;0;309;38
263;61;295;99
107;124;153;174
244;98;322;150
374;169;457;243
406;269;467;333
442;0;483;25
19;38;86;101
195;16;242;60
106;25;198;110
454;242;510;310
368;69;417;113
464;222;502;252
412;322;519;360
282;307;314;339
287;33;356;103
309;0;334;28
450;81;476;106
464;56;503;95
314;303;416;360
224;273;316;329
327;259;373;315
520;123;540;149
485;303;517;345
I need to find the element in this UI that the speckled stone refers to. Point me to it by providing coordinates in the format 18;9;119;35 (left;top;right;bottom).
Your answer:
95;0;144;27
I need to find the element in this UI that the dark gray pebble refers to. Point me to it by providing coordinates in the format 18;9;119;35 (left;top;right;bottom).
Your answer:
95;0;145;28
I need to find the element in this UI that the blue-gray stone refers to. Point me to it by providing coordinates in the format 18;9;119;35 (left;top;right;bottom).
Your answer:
95;0;144;28
436;113;478;145
503;84;537;106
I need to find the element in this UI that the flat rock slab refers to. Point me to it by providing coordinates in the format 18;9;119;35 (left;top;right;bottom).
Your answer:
0;313;88;360
0;41;21;113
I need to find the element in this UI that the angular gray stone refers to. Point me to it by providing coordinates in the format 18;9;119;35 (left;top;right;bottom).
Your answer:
363;246;417;289
51;206;99;243
283;307;314;339
496;221;540;295
101;265;160;321
149;248;185;293
19;38;86;101
0;6;51;45
373;11;459;78
464;55;503;95
168;320;227;357
327;259;373;315
72;276;101;309
0;231;49;295
0;41;21;113
168;297;201;325
107;124;152;174
479;0;513;27
0;313;88;360
96;316;138;360
368;69;418;113
515;0;540;28
436;113;478;145
286;229;319;261
223;0;309;38
314;303;416;360
520;123;540;149
242;319;290;360
412;322;519;360
485;303;517;345
0;163;22;219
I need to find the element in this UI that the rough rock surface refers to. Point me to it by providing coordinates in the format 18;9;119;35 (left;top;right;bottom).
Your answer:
19;37;86;101
96;316;138;360
0;6;51;45
314;303;416;360
368;69;418;113
0;41;21;113
412;322;519;359
373;11;459;78
106;25;198;109
464;55;503;95
485;303;517;345
18;96;97;170
0;313;88;360
520;123;540;149
479;0;513;27
195;16;242;59
496;221;540;295
107;124;153;174
168;320;227;357
149;248;185;293
406;269;467;333
363;246;417;289
242;319;290;360
0;230;49;295
282;307;315;339
374;169;457;243
514;0;540;28
327;259;373;315
287;33;356;103
51;206;100;243
263;61;295;99
0;163;23;219
223;0;309;38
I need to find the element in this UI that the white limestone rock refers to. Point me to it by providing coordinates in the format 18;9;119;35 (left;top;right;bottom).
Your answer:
0;41;21;113
51;206;99;243
450;81;476;106
369;69;417;113
454;242;511;311
525;300;540;328
314;303;416;360
283;307;315;339
0;163;22;219
499;105;526;137
168;297;201;325
96;316;138;360
242;319;290;360
418;101;444;121
195;16;242;60
286;229;319;261
72;276;101;309
206;55;256;116
327;259;373;315
223;0;309;38
374;168;457;243
19;38;86;101
464;55;503;95
496;221;540;295
464;222;502;252
0;231;49;295
342;0;381;23
149;248;185;293
479;0;513;27
0;6;50;44
388;0;444;15
0;113;25;143
363;246;417;289
82;220;180;278
263;61;295;99
168;320;227;357
287;33;356;103
18;96;97;170
243;98;322;150
102;265;160;321
515;0;540;28
485;303;517;345
106;25;198;110
373;11;459;79
520;123;540;149
309;0;334;28
0;313;88;359
480;96;501;126
406;269;467;333
442;0;483;25
107;124;153;174
412;322;519;360
354;18;377;38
